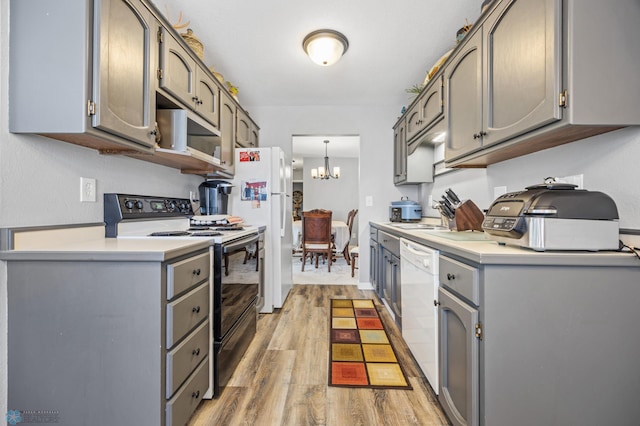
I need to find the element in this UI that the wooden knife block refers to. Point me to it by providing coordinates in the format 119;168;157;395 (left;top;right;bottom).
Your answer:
447;200;485;231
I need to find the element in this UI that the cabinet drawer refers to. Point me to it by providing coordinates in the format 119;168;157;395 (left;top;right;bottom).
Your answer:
166;320;210;398
166;355;209;426
369;227;378;242
379;231;400;256
167;282;209;348
439;256;479;305
167;252;210;300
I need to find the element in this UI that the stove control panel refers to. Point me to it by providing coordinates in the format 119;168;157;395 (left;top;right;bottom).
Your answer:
104;193;194;237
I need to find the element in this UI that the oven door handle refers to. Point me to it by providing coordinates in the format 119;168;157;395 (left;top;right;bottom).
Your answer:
223;234;259;253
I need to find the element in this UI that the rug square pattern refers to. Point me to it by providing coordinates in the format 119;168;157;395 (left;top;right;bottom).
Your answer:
362;344;397;363
332;317;357;329
332;307;355;317
331;329;360;344
356;317;383;329
331;362;369;386
332;299;354;308
329;299;412;390
352;299;375;308
367;363;409;387
332;343;364;362
359;329;389;344
354;307;378;317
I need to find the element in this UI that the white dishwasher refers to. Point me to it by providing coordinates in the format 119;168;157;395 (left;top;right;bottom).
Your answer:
400;238;439;394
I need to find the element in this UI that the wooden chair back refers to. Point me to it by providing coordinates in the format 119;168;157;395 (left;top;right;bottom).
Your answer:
302;210;332;245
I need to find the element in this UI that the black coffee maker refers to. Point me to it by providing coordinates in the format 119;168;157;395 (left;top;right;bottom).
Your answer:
198;180;233;215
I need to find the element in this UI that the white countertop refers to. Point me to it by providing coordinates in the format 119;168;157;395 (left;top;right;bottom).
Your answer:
373;221;640;267
0;224;259;262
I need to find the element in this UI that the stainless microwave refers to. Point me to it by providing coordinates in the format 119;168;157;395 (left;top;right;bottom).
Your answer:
156;109;221;158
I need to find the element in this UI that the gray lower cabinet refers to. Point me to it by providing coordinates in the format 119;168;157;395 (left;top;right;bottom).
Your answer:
378;230;401;327
444;0;640;167
369;227;381;297
9;0;158;151
438;254;640;426
6;249;211;426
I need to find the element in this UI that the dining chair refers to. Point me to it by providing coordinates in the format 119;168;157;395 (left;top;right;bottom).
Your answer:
301;210;333;272
343;209;358;264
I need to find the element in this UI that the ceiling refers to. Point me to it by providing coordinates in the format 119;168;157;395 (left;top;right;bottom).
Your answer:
152;0;481;109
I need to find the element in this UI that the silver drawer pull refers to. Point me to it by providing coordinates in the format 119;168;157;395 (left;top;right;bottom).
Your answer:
434;300;440;306
447;273;455;280
192;348;200;356
192;306;201;313
192;268;201;276
191;390;200;399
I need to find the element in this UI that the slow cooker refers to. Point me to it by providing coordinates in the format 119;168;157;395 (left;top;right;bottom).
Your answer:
389;199;423;222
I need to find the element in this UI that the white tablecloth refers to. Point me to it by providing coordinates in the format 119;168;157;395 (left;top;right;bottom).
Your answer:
292;220;350;253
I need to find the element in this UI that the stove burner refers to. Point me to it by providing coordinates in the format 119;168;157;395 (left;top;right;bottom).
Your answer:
213;227;244;231
148;231;191;237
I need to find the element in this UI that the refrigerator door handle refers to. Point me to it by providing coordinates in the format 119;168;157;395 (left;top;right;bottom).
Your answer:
279;151;287;237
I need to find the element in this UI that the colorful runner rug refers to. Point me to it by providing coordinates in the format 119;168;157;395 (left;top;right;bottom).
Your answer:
329;299;412;389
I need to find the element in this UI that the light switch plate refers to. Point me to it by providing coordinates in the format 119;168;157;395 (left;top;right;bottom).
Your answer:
365;196;373;207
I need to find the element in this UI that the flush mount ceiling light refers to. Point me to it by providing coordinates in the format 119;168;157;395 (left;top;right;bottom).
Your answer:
302;29;349;66
311;140;340;180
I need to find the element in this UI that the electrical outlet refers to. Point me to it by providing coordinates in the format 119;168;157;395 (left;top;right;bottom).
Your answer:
557;174;584;189
80;177;97;202
365;196;373;207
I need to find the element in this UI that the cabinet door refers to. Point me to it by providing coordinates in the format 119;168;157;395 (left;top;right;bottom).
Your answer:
445;30;483;162
236;109;252;147
250;123;259;147
159;27;197;108
391;254;401;325
421;76;444;131
195;68;220;128
369;240;379;295
93;0;156;147
438;287;479;426
219;91;236;173
393;120;407;184
482;0;562;147
405;104;422;142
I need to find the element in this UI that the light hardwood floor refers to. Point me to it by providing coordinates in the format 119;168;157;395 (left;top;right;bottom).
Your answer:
188;285;450;426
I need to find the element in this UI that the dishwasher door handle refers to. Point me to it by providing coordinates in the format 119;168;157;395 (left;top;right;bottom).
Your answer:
401;240;436;257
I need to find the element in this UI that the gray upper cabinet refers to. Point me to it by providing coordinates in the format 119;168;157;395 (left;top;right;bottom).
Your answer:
9;0;157;151
482;0;561;147
393;119;407;184
444;0;640;167
444;30;483;162
219;91;236;174
235;109;252;147
158;28;220;129
406;76;444;143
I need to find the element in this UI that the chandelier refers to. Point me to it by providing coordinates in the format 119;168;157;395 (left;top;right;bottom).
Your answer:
311;140;340;180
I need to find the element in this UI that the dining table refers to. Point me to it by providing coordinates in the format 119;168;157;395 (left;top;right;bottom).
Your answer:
292;220;350;254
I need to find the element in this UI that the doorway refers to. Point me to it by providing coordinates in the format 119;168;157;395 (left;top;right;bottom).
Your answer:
291;135;360;284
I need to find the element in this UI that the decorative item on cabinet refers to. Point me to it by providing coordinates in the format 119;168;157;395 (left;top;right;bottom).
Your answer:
455;20;472;43
181;29;204;60
209;66;225;83
226;81;239;101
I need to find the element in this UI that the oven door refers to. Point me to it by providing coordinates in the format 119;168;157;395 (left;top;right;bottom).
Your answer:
214;234;260;340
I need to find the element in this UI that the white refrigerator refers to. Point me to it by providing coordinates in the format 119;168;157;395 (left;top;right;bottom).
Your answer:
230;146;293;313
